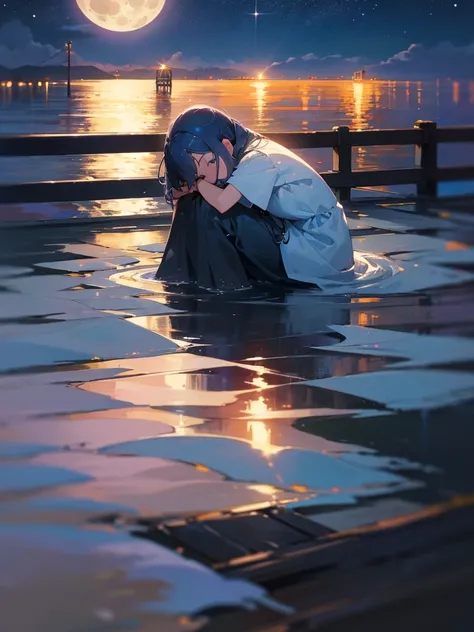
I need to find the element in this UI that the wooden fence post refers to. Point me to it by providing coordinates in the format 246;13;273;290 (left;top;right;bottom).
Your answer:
332;125;352;202
415;120;438;197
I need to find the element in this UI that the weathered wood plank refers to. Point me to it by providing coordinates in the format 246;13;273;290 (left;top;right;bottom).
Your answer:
0;178;165;204
0;168;427;204
437;127;474;143
1;124;473;204
0;133;167;156
1;127;472;157
0;131;339;156
350;128;423;146
437;166;474;181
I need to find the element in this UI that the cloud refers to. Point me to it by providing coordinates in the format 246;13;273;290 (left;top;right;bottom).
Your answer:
264;53;368;78
2;23;473;80
0;21;62;68
371;41;474;79
90;62;145;72
60;23;96;38
162;52;209;70
261;41;474;79
162;51;242;70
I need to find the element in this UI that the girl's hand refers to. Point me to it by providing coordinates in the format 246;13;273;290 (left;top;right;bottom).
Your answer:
171;184;197;200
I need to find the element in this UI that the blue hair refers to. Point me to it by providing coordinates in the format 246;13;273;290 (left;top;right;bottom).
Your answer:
160;106;260;205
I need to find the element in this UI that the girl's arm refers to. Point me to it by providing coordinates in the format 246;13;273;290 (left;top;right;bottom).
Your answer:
196;179;242;214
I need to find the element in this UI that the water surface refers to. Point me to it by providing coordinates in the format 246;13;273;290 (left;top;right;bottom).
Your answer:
1;78;473;215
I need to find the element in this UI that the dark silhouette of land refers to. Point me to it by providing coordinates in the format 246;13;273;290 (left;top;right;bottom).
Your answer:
0;64;111;81
0;64;244;82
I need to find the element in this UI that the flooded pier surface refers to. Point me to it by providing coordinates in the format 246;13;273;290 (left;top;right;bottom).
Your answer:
1;197;474;631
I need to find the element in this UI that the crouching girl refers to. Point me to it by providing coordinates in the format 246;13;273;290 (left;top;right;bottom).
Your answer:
157;106;354;291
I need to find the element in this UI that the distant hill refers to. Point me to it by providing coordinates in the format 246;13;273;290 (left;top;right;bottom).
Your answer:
116;68;156;79
117;66;244;80
0;64;246;82
0;65;114;81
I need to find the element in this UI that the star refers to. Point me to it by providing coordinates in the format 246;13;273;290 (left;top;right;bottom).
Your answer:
251;0;259;47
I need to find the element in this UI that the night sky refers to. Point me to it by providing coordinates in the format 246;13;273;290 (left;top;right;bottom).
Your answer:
0;0;472;72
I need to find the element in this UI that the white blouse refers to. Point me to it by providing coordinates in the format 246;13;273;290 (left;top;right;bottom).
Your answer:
227;139;355;285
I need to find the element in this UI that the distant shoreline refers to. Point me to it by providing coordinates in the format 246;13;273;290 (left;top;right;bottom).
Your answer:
0;65;467;83
1;77;465;86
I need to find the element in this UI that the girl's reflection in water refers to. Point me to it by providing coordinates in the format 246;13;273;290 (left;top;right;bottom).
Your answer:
157;284;351;362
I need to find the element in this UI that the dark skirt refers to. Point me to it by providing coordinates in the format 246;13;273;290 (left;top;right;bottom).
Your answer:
155;194;290;291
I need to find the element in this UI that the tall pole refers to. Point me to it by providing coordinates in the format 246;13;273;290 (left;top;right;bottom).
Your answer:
66;41;72;98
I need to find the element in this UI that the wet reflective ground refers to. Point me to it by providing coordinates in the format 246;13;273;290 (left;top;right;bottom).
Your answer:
1;198;474;630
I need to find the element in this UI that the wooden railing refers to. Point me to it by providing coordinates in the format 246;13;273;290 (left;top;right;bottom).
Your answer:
1;121;474;206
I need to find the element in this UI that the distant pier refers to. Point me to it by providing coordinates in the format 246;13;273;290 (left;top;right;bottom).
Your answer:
156;65;172;92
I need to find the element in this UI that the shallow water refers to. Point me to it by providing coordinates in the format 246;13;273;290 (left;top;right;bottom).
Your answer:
127;250;401;294
1;198;474;630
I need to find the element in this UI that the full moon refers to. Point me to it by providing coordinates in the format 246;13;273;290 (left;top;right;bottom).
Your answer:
76;0;166;33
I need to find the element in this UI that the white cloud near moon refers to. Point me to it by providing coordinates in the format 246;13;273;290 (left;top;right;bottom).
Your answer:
76;0;167;33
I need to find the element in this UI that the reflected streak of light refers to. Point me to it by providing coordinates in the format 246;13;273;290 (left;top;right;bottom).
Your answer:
138;315;185;343
247;484;282;496
352;82;364;130
301;90;309;112
452;81;460;105
79;80;168;216
92;229;169;251
253;80;268;124
445;240;468;251
350;81;370;169
356;311;380;327
246;395;269;417
251;376;268;388
164;373;187;390
300;88;310;131
247;420;275;456
352;297;383;304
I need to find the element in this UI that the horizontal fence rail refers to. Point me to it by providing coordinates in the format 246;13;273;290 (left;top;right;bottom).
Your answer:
1;121;474;205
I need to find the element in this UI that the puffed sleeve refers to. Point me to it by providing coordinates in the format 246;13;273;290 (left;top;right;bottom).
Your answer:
270;178;338;221
227;150;279;211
